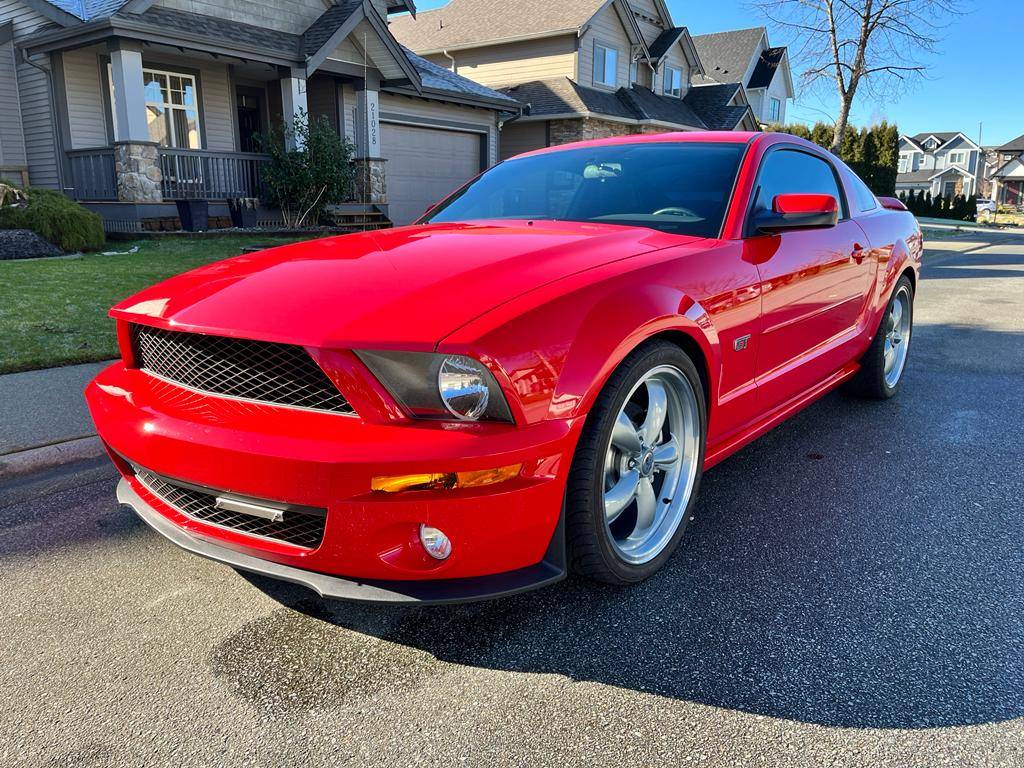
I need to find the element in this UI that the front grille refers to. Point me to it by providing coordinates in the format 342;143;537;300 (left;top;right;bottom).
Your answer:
135;468;327;549
131;324;354;414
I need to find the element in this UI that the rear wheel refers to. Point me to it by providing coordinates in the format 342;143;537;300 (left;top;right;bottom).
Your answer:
566;341;706;584
850;275;915;399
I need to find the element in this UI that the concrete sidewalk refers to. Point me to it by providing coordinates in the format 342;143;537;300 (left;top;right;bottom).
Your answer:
0;360;112;478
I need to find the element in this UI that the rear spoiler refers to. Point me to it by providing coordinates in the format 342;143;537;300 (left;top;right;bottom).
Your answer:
877;196;908;212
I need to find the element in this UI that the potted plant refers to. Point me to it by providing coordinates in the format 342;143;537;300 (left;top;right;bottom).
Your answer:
228;197;259;228
175;198;209;231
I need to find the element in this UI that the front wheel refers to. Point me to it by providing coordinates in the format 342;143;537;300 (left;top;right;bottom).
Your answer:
566;341;706;585
849;275;915;399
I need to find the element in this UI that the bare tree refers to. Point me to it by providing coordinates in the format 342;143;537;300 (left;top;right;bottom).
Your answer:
754;0;963;152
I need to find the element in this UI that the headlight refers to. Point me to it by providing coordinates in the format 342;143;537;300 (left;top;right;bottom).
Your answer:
356;350;513;422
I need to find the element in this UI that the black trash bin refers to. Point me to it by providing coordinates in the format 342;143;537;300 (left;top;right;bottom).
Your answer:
175;199;209;231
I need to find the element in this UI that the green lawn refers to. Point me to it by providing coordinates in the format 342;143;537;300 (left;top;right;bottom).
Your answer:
0;235;319;374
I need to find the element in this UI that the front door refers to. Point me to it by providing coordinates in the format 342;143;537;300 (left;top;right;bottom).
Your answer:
745;147;874;413
236;87;265;153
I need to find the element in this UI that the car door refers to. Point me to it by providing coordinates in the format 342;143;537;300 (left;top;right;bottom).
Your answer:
743;147;874;413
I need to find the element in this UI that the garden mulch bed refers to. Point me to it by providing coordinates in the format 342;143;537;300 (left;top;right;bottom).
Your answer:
0;230;63;260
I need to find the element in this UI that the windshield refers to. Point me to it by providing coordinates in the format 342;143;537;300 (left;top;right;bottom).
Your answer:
424;141;746;237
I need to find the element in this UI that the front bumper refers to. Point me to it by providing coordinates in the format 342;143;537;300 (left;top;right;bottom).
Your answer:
87;362;579;595
118;479;566;604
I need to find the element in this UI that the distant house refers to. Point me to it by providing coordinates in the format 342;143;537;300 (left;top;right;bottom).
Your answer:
896;132;986;199
390;0;759;160
988;133;1024;207
691;27;794;127
0;0;522;229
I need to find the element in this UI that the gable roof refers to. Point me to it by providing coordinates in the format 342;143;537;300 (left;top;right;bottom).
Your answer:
748;46;785;89
683;82;755;130
647;26;687;60
996;133;1024;153
691;27;764;85
500;77;706;129
389;0;603;53
911;131;958;145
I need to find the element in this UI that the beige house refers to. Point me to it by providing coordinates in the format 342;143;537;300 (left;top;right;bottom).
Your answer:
0;0;522;229
390;0;759;159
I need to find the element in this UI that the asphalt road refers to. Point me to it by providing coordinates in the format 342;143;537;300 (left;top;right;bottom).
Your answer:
2;232;1023;767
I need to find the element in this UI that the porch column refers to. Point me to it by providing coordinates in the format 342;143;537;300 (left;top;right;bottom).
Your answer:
280;69;308;150
353;76;386;205
108;39;162;202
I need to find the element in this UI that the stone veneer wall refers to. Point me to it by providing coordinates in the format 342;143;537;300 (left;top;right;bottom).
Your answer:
114;142;162;203
353;158;387;206
547;118;666;146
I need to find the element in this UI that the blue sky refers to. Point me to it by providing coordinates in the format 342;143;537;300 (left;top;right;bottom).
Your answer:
413;0;1024;147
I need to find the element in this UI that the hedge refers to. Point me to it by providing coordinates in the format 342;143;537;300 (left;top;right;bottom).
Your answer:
0;187;105;252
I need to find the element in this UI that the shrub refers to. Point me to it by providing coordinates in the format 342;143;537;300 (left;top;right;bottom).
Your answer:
0;187;105;251
257;110;356;227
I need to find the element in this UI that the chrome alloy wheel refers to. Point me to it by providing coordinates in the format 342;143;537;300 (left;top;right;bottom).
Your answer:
883;285;913;388
602;365;701;565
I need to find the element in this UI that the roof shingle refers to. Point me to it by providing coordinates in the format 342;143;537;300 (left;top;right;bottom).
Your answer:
691;27;764;85
683;82;751;130
389;0;602;52
500;77;708;130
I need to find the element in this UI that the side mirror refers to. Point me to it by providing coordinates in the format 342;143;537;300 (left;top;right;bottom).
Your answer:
755;193;839;233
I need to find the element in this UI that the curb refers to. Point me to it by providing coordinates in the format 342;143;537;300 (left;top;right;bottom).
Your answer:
0;436;106;482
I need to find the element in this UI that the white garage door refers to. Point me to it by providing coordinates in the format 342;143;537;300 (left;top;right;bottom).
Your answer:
381;122;483;225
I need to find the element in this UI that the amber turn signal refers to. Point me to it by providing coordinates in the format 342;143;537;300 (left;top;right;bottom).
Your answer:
371;463;522;493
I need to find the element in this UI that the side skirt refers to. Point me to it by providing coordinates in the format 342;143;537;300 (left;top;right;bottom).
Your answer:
703;361;860;470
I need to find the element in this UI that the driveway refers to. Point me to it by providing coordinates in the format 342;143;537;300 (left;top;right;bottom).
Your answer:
2;232;1022;767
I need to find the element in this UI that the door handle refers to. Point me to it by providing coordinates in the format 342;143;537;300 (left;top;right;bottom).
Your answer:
851;243;866;263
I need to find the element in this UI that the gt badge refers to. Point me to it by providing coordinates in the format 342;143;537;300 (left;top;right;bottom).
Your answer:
734;334;751;352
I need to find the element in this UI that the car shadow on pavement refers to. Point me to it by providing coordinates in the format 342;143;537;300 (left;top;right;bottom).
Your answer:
242;359;1024;731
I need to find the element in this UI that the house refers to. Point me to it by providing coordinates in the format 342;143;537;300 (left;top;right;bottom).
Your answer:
896;132;986;200
988;133;1024;207
389;0;759;159
0;0;522;229
691;27;794;127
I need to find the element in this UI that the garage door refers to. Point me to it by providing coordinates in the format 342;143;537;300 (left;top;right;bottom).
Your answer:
381;122;483;225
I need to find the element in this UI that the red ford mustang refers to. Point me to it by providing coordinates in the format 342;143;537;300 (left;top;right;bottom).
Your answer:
86;132;922;603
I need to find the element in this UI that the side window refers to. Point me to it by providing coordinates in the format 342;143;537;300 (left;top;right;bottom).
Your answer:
752;149;845;216
848;172;878;212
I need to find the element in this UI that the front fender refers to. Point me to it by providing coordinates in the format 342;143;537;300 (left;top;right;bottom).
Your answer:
438;249;724;426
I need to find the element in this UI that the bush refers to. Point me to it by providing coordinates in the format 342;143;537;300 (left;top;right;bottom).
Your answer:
0;187;105;251
257;110;356;227
766;121;899;196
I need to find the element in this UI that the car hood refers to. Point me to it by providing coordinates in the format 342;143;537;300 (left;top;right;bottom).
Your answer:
111;221;697;348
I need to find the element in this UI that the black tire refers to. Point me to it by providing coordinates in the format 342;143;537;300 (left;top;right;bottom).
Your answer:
565;340;707;585
849;275;915;399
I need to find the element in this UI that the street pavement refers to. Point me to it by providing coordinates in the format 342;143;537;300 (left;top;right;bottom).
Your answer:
1;233;1023;767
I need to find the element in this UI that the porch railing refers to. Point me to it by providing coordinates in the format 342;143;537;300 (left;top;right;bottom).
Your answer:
159;149;270;200
65;149;117;201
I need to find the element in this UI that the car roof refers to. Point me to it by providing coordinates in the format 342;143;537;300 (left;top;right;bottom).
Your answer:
512;131;760;160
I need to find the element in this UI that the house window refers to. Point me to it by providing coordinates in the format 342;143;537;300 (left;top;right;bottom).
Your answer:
769;97;781;122
109;65;202;148
594;44;618;87
948;150;966;166
898;154;909;173
629;60;638;85
662;65;682;98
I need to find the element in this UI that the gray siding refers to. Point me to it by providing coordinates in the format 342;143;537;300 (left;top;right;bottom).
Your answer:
0;38;27;169
379;92;499;166
0;0;58;188
62;47;107;149
499;121;545;160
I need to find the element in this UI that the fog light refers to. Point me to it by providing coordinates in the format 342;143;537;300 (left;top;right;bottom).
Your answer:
419;525;452;560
